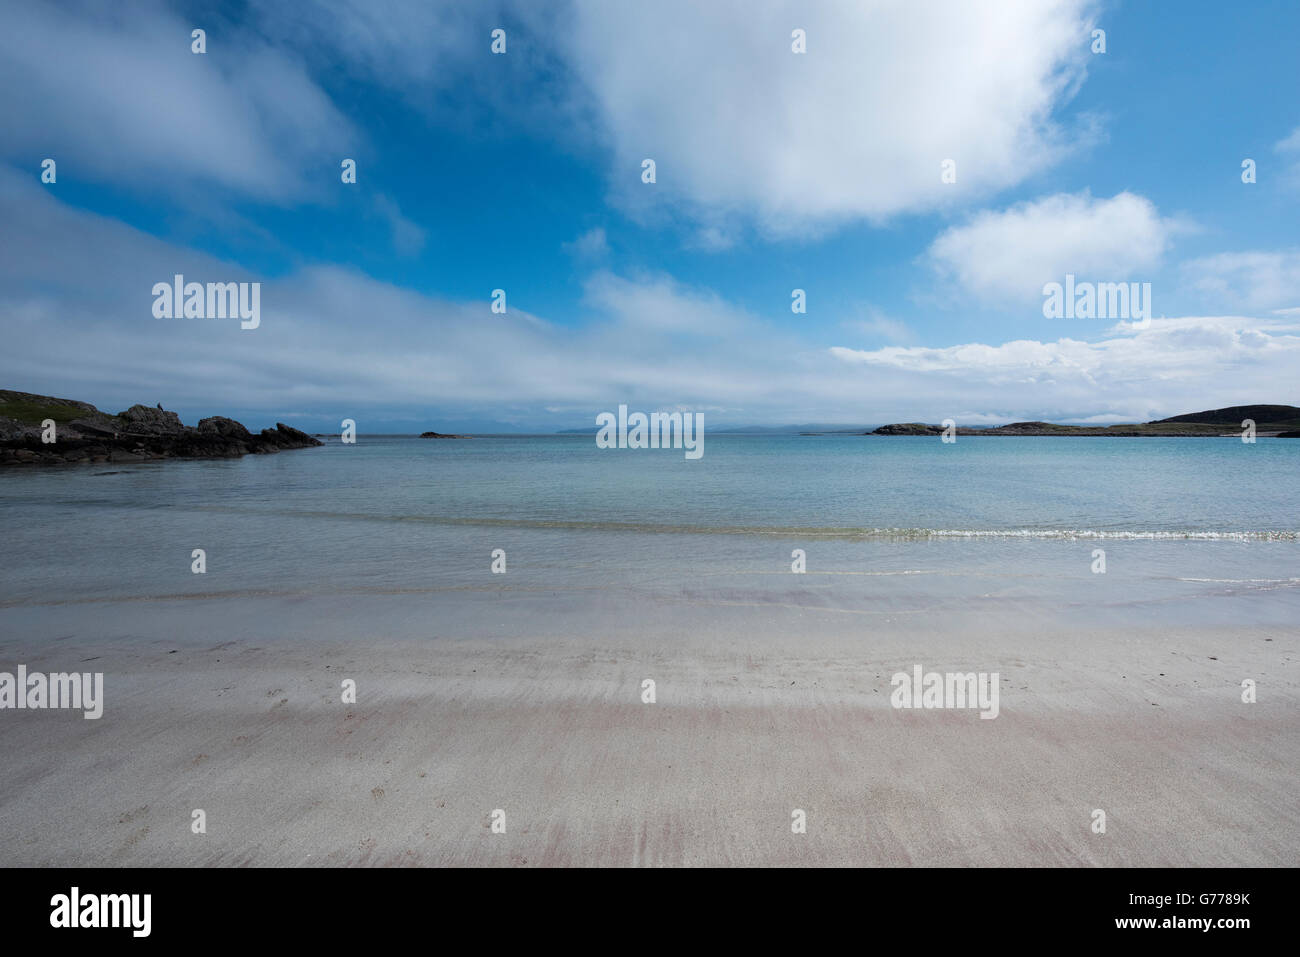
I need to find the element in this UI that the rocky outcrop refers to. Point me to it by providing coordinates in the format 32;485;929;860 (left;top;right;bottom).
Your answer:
118;404;185;435
419;431;471;439
0;389;321;466
260;423;319;448
871;423;942;435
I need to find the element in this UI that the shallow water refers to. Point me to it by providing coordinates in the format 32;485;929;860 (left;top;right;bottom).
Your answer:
1;435;1297;628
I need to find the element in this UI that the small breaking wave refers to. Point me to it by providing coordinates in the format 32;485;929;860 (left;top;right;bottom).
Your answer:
911;529;1298;542
1177;576;1300;584
188;506;1298;541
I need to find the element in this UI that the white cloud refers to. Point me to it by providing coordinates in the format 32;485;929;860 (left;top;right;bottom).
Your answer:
1183;250;1300;312
926;191;1178;304
562;0;1098;235
563;227;608;259
0;1;355;202
830;315;1300;420
842;308;913;345
685;225;738;253
580;270;761;341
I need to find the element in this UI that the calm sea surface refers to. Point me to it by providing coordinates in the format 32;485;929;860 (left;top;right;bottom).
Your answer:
2;435;1297;630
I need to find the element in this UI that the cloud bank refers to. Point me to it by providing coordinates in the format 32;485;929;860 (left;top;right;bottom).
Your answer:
2;172;1294;429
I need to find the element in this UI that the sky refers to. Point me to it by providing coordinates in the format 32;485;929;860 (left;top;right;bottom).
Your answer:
1;0;1297;432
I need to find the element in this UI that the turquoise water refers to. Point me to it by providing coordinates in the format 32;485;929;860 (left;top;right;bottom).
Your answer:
1;435;1297;627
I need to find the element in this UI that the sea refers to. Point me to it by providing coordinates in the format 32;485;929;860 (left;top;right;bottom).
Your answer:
2;434;1297;637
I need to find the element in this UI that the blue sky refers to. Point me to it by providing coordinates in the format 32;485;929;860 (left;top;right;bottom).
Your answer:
1;0;1297;431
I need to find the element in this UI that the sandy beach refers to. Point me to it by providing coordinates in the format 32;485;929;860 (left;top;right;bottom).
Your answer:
2;586;1294;867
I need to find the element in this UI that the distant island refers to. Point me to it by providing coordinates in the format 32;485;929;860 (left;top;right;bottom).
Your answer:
871;405;1300;437
0;389;321;466
420;430;471;439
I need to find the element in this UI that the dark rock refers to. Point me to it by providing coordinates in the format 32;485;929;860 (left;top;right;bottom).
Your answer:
67;418;120;438
197;416;253;441
0;416;27;441
119;404;184;435
1;390;321;467
273;423;316;446
872;423;942;435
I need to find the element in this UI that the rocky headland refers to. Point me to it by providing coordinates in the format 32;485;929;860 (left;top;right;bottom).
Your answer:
871;404;1300;437
0;389;322;466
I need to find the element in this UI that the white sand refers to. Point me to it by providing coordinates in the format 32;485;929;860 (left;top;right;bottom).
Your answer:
0;592;1295;866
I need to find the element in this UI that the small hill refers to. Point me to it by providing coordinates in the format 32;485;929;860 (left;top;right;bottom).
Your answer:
872;405;1300;437
1150;405;1300;430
